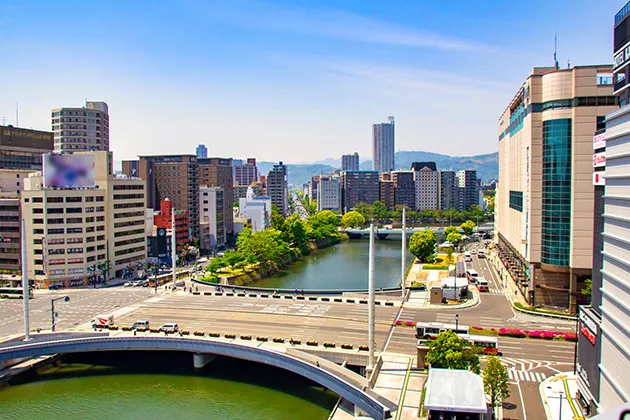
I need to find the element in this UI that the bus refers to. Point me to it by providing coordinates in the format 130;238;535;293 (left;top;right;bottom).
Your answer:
0;287;33;299
415;321;469;339
466;269;479;283
477;278;489;292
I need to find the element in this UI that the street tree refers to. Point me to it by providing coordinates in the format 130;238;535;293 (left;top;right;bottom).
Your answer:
408;229;437;262
271;204;285;230
282;214;308;246
354;202;373;221
460;220;476;236
581;279;592;298
426;330;480;373
341;211;366;228
446;232;462;247
444;226;459;238
372;200;389;222
312;210;340;226
236;227;289;263
483;356;511;410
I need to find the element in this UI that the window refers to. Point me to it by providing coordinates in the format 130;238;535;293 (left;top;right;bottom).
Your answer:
85;217;94;223
32;208;43;214
596;73;613;85
96;196;104;202
33;229;44;234
67;248;83;254
47;197;63;203
96;206;104;212
597;116;606;132
67;227;83;234
32;197;43;203
65;196;82;203
67;237;83;244
66;207;82;214
66;217;82;224
47;208;63;214
48;238;65;244
33;218;44;224
96;216;105;222
85;196;95;202
47;228;64;235
48;249;65;255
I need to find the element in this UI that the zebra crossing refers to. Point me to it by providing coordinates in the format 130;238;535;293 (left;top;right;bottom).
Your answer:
481;289;503;294
507;369;547;382
498;357;551;383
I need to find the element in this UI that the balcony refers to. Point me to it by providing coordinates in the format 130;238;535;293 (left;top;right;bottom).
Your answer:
615;77;628;93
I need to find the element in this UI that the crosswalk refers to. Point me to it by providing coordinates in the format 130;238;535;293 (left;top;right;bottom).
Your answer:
507;369;547;382
498;357;551;383
482;289;503;294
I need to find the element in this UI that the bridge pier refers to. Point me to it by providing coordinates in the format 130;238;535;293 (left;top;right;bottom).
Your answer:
193;353;216;370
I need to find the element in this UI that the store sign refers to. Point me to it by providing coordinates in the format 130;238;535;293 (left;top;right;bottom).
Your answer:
593;133;606;150
580;325;596;345
593;171;606;186
614;42;630;70
593;152;606;168
579;311;598;345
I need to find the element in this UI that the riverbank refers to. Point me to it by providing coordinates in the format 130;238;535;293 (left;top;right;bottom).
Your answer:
220;236;344;287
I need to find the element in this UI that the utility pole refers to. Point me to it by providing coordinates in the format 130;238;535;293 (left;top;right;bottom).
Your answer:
368;223;376;371
401;207;406;299
171;206;177;286
21;218;30;340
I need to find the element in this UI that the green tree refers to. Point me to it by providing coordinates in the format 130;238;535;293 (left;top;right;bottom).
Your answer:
372;200;389;222
354;202;373;221
224;250;245;268
312;210;340;226
408;229;437;262
282;214;308;246
207;257;227;273
581;279;592;297
483;356;511;410
460;220;476;236
237;227;289;263
444;208;457;224
426;330;480;373
444;226;459;238
446;232;462;247
446;246;453;262
390;205;410;222
271;204;285;230
341;211;366;228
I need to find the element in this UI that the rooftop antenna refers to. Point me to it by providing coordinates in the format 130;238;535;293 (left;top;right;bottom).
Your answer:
15;103;19;127
554;33;559;70
567;59;571;69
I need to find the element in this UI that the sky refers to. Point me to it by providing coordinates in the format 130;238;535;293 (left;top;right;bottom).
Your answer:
0;0;623;163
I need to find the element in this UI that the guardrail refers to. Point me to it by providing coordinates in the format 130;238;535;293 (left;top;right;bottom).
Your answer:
190;280;402;296
513;304;577;321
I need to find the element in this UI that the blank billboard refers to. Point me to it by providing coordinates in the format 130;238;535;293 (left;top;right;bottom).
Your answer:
43;154;96;188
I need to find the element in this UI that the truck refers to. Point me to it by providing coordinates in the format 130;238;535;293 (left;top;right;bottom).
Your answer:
92;314;114;328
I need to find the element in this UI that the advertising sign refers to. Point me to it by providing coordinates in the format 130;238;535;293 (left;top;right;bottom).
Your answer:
593;133;606;150
43;154;96;188
579;309;598;345
156;228;167;258
593;171;606;186
0;126;53;149
593;152;606;168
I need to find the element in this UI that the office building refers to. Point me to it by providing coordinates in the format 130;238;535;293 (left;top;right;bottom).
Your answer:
233;158;258;186
342;153;360;171
341;171;379;212
438;171;458;211
198;158;234;235
200;186;225;253
411;162;438;211
233;182;264;205
146;227;172;262
23;151;147;288
372;117;395;174
196;144;208;158
391;171;416;209
51;101;109;152
122;155;199;239
308;176;320;203
317;174;341;212
267;162;288;216
495;65;617;313
0;197;21;280
379;173;395;210
153;199;189;248
239;186;272;232
456;170;479;211
0;125;53;170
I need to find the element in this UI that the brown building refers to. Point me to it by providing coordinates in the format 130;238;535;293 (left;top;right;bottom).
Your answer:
198;158;233;235
153;199;189;248
0;125;53;170
379;173;395;210
122;155;199;239
391;170;416;209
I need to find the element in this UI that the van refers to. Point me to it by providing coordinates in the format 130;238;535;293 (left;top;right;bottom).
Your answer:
478;279;489;292
132;320;150;330
159;323;179;332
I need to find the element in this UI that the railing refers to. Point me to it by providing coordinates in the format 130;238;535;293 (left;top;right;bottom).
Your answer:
513;304;577;320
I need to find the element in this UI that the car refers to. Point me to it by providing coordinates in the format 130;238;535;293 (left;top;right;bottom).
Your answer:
132;280;143;287
123;281;133;287
132;320;150;330
464;256;472;262
159;323;179;332
142;280;149;287
48;284;59;291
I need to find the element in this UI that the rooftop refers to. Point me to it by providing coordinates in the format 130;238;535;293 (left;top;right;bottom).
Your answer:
424;368;488;414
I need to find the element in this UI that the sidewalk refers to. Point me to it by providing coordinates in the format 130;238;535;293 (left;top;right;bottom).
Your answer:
540;372;585;420
490;251;529;307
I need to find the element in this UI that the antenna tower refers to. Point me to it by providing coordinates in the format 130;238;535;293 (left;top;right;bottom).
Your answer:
554;33;559;70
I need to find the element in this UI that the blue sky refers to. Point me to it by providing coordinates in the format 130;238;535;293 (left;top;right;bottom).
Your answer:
0;0;623;163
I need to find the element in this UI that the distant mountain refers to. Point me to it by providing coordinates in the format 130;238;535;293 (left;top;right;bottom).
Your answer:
258;162;335;188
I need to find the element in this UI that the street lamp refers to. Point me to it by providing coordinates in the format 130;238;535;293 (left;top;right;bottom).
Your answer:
546;386;563;420
51;296;70;332
455;314;460;334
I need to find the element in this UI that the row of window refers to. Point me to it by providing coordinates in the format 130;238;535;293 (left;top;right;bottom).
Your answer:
114;246;145;257
32;196;104;203
113;184;144;190
114;237;145;248
114;211;145;219
509;191;523;212
114;228;144;238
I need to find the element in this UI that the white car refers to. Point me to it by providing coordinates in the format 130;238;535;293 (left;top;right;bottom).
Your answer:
464;256;472;262
132;280;143;287
123;281;133;287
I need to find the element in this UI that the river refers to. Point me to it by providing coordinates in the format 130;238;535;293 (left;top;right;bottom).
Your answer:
0;352;337;419
255;238;413;290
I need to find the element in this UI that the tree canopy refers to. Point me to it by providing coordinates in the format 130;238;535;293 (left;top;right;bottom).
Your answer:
282;214;308;246
426;330;480;373
341;211;366;228
483;356;511;408
443;226;459;238
446;232;462;246
408;229;437;262
237;227;288;263
460;220;476;236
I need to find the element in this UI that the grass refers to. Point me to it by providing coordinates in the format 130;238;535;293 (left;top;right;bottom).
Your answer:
469;327;499;336
420;387;428;418
422;254;455;270
514;302;576;318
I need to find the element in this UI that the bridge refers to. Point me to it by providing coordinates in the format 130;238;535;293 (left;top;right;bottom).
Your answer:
341;225;493;239
0;334;395;419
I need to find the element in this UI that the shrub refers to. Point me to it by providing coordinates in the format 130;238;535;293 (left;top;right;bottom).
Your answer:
498;328;526;338
122;326;132;331
395;320;403;326
256;336;268;342
240;335;252;340
484;347;499;356
406;321;415;327
385;301;394;306
358;345;369;351
149;327;160;333
471;326;483;330
108;325;119;330
181;329;190;335
341;344;353;350
542;331;555;340
225;333;236;339
307;340;318;346
564;333;577;342
291;339;302;345
208;332;220;337
273;337;285;343
528;331;543;339
193;331;205;336
323;342;336;348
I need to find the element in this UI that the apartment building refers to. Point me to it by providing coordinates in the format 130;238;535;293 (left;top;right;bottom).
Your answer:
239;186;272;232
267;162;288;216
0;197;21;280
233;158;258;186
317;174;341;212
411;162;438;211
372;117;395;173
457;170;479;211
153;199;189;248
341;171;379;212
341;153;360;171
379;173;395;210
198;158;234;234
391;171;415;209
200;186;226;252
438;171;458;211
51;101;109;152
196;144;208;158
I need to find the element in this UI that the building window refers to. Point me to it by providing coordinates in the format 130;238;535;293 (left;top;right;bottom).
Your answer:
596;73;613;85
542;119;572;267
597;116;606;132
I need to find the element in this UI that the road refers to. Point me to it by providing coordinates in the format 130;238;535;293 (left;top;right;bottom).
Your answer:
290;193;309;219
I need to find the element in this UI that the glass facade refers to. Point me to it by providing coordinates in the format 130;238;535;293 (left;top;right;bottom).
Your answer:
509;191;523;212
542;119;572;266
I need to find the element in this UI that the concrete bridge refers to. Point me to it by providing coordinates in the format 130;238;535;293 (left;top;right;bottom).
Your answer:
341;227;440;240
0;334;395;419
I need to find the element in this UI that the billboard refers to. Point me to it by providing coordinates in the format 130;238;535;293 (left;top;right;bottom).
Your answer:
0;126;53;150
593;133;606;150
593;152;606;168
43;154;96;188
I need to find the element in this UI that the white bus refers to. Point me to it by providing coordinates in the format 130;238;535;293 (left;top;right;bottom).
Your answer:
415;321;469;339
466;269;479;283
0;287;33;299
477;278;489;292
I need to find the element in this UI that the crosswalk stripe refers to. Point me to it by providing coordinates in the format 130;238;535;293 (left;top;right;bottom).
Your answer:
506;369;546;382
518;371;525;380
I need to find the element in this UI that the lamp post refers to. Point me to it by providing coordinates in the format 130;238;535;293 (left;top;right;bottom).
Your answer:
455;314;460;334
51;296;70;332
546;387;563;420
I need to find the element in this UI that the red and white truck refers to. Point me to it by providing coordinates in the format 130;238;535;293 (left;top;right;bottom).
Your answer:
92;314;114;328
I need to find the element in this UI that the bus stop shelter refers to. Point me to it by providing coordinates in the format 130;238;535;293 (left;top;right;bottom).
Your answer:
424;368;490;420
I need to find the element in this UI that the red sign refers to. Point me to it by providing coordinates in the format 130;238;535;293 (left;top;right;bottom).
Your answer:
593;133;606;149
593;171;606;186
580;324;596;345
593;152;606;168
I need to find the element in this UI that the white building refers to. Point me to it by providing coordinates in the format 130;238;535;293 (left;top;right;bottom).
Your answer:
372;117;395;174
51;101;109;152
239;186;272;232
411;162;438;210
317;174;341;212
200;186;226;252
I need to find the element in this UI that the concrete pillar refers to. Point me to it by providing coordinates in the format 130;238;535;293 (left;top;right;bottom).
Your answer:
368;223;375;370
401;208;406;300
193;353;216;370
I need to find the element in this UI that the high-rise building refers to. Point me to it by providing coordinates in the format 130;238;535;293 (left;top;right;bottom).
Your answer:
122;155;199;239
456;170;479;211
341;171;379;212
267;162;288;216
153;199;190;248
372;117;395;174
308;176;320;203
198;158;234;235
196;144;208;158
495;65;617;314
0;125;53;170
0;197;20;281
341;153;360;171
233;183;264;205
51;101;109;152
317;174;341;212
411;162;438;211
199;186;225;253
23;151;146;288
233;158;258;186
239;186;272;232
391;171;415;209
438;171;457;211
379;173;395;210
